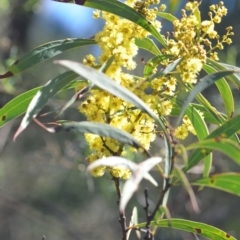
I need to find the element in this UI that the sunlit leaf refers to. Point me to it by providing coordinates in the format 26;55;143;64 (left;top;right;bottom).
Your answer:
192;173;240;197
186;138;240;166
57;55;115;116
0;39;95;79
135;38;161;56
120;157;162;212
55;60;167;131
136;219;236;240
153;58;181;79
143;55;173;77
13;71;79;140
156;12;177;22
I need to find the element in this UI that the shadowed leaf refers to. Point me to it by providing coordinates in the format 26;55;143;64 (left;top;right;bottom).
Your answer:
176;70;236;126
0;39;95;79
13;71;79;140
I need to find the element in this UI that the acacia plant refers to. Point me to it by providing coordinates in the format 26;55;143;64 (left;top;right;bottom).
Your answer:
0;0;240;239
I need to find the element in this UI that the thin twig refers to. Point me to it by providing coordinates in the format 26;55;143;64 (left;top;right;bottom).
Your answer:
143;189;153;240
113;177;127;240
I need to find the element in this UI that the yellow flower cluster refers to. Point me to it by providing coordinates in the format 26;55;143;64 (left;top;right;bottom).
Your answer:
80;0;163;178
175;115;198;140
78;0;232;177
164;1;233;84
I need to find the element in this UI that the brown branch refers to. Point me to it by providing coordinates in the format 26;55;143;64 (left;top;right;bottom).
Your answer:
113;177;127;240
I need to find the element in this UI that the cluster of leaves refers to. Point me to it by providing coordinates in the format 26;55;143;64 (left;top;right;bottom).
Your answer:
1;0;240;239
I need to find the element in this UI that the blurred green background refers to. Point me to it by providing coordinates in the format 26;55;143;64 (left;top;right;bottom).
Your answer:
0;0;240;239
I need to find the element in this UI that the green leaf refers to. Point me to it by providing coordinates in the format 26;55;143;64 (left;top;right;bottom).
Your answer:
192;173;240;197
171;97;212;176
136;219;236;240
56;60;172;179
171;102;226;125
173;167;199;213
156;12;177;22
0;39;96;79
207;58;240;89
0;80;80;128
143;55;173;77
135;38;161;56
57;55;115;116
84;0;167;46
176;70;235;126
153;58;181;79
184;114;240;172
203;64;234;118
55;60;167;131
186;138;240;166
193;6;201;29
0;87;41;127
56;121;145;149
13;71;79;140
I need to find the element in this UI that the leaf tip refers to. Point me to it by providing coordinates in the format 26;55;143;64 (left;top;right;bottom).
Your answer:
13;126;25;141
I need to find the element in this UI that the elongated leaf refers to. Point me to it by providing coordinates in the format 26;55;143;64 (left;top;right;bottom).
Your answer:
203;64;234;118
207;59;240;88
57;56;115;116
186;139;240;166
184;114;240;172
0;39;95;79
0;87;40;127
143;55;173;77
171;102;226;125
13;71;79;140
170;97;212;176
56;121;145;149
176;70;236;126
186;107;212;177
56;61;172;177
135;38;161;56
120;157;162;212
84;0;167;46
87;156;157;187
173;167;199;213
127;207;140;240
55;60;167;131
153;58;181;79
0;80;80;128
136;219;236;240
192;173;240;197
156;12;177;22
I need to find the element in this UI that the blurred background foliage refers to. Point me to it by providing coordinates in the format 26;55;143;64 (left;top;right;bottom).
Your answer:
0;0;240;239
